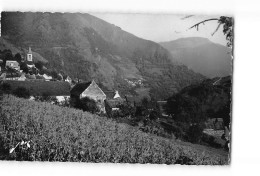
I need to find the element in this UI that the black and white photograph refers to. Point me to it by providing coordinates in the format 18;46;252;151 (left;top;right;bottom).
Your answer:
0;11;233;165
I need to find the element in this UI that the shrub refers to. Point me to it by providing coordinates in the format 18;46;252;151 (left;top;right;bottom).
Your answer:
34;92;59;104
80;97;99;114
12;87;30;99
186;124;204;143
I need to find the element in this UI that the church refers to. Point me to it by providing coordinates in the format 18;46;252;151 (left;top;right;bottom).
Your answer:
25;47;35;68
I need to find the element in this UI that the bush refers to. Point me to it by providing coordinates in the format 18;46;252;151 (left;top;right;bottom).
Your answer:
34;92;58;104
186;124;204;143
80;97;99;114
12;87;30;99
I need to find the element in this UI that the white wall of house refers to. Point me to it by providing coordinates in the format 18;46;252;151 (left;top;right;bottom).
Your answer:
56;96;70;103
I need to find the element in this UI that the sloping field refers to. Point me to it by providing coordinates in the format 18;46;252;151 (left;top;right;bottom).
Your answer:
0;95;228;164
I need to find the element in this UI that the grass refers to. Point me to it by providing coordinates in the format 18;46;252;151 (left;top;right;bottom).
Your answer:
0;95;229;164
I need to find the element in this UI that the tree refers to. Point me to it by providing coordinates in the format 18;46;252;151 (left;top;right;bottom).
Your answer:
35;61;44;70
14;53;22;64
1;49;13;66
189;16;234;48
80;97;99;114
4;50;13;60
20;62;29;73
186;123;204;143
141;97;149;108
50;70;58;79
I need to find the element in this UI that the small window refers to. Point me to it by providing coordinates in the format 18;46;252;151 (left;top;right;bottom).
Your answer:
28;54;32;61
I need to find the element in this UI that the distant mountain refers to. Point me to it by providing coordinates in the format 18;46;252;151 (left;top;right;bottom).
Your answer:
160;37;232;78
1;12;205;99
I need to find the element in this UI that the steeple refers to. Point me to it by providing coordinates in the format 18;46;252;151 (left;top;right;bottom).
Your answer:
27;47;33;62
28;47;32;54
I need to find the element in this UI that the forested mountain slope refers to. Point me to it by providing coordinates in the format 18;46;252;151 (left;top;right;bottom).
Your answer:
1;12;205;99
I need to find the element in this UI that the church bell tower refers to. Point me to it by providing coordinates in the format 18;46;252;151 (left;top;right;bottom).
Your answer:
27;47;33;62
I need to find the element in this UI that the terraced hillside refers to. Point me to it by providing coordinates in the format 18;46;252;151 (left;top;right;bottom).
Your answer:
0;95;228;164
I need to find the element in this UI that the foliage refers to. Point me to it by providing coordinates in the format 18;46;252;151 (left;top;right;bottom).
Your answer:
1;49;13;63
186;124;204;143
116;103;136;118
35;61;44;70
14;53;22;64
12;87;30;99
34;92;58;105
189;16;233;48
165;76;231;144
20;62;29;74
80;97;99;114
0;95;228;164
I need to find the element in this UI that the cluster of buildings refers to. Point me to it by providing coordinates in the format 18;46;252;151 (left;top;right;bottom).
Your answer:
1;47;166;117
1;47;35;72
0;47;72;84
70;80;125;114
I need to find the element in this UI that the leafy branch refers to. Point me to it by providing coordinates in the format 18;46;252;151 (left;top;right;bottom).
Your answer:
189;16;234;48
189;18;219;31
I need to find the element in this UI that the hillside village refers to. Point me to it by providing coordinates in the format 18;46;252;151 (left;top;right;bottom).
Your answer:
0;46;231;151
0;47;163;115
0;12;232;164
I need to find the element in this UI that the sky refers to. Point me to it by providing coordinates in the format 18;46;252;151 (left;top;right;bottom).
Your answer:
90;13;227;46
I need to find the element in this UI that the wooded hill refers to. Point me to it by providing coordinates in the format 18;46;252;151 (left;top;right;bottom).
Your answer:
1;12;205;100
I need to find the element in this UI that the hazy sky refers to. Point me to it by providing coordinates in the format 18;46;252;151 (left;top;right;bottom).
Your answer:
90;13;227;46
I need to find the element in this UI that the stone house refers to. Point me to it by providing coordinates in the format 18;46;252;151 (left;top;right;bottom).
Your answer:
70;80;106;113
6;60;20;71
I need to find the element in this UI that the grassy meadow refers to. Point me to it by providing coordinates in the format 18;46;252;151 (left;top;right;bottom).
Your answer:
0;95;229;164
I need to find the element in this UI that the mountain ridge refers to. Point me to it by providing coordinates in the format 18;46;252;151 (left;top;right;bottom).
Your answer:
1;12;205;99
160;37;232;78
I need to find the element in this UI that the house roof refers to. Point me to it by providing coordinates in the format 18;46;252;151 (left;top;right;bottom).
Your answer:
104;91;115;99
70;81;92;96
105;99;124;108
26;60;34;65
6;60;19;62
